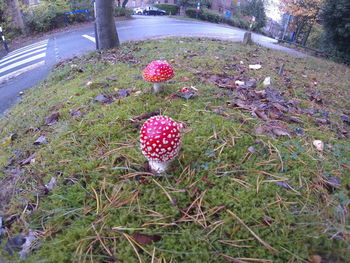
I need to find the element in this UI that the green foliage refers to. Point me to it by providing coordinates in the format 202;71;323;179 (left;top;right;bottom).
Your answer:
114;7;133;17
153;4;179;15
321;0;350;64
0;1;21;41
225;16;251;30
186;8;251;30
179;0;212;8
23;4;66;33
69;0;93;10
306;24;323;49
185;8;223;23
241;0;267;30
23;0;94;33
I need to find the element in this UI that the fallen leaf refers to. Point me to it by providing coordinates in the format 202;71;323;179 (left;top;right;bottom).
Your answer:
247;146;256;153
309;255;322;263
19;230;36;260
131;110;161;121
34;136;48;145
94;94;114;104
69;108;82;118
106;77;118;82
274;180;293;190
249;64;262;70
263;77;271;87
45;177;57;191
272;127;291;137
313;140;324;151
235;80;245;86
322;176;341;193
131;233;161;245
0;134;17;148
6;235;26;255
45;112;60;126
116;89;131;99
341;115;350;125
19;154;36;166
315;118;330;125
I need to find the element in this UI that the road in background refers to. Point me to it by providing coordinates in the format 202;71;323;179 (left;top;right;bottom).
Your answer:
0;16;303;115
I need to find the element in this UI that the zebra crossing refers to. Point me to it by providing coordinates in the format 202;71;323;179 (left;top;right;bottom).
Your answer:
0;39;48;84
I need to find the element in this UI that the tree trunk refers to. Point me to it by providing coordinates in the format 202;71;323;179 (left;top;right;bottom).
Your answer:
294;20;305;43
10;0;26;33
122;0;128;8
302;24;312;46
95;0;119;50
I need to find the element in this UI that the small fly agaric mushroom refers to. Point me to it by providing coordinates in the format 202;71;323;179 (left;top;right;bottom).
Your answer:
143;60;174;93
140;115;182;173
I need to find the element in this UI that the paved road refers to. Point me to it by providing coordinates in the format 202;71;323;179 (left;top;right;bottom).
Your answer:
0;16;304;115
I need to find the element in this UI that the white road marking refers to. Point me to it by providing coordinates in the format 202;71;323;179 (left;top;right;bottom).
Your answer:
0;43;47;63
0;48;46;67
0;61;45;84
3;39;48;57
82;34;96;43
0;52;46;74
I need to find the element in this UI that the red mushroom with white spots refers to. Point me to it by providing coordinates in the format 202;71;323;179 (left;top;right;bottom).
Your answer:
140;115;182;173
143;60;174;93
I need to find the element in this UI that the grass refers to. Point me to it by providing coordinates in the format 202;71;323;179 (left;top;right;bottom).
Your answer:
0;37;349;263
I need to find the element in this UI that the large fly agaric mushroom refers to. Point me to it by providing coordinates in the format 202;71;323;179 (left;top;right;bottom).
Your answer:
140;115;182;173
142;60;174;93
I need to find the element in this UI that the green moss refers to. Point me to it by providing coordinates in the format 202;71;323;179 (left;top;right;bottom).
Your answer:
1;38;349;262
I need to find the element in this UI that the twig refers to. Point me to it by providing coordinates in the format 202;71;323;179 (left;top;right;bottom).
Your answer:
219;254;248;263
226;209;278;254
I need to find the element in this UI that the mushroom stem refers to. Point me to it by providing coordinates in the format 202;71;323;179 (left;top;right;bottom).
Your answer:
153;83;163;93
149;161;169;174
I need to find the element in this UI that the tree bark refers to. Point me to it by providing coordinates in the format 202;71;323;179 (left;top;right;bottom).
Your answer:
122;0;128;8
95;0;119;50
302;24;312;46
9;0;26;33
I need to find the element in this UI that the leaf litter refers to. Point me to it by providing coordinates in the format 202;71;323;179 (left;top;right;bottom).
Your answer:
0;38;349;262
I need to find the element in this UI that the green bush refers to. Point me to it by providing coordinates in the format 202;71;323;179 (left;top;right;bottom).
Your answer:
225;16;251;30
306;24;323;50
114;7;133;17
24;5;66;33
185;8;222;23
154;4;179;15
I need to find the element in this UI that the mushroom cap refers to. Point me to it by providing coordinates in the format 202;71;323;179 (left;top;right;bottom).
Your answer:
142;60;174;83
140;115;181;163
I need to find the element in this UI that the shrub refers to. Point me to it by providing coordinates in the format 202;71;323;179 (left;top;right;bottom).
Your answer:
306;24;323;50
154;4;179;15
185;8;222;23
24;5;66;33
226;16;251;30
114;7;133;17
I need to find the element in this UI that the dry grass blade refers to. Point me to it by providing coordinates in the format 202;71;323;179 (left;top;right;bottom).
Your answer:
122;233;144;263
226;209;278;254
238;258;272;263
151;178;175;205
91;224;113;257
219;254;249;263
91;186;100;214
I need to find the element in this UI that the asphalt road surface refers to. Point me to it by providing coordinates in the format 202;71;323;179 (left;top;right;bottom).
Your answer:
0;16;303;115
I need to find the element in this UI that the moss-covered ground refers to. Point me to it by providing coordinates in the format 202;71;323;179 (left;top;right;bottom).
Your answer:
0;38;349;263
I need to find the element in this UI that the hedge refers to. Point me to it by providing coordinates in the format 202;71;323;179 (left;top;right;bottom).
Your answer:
153;4;179;15
186;8;252;31
185;8;222;23
114;7;133;17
